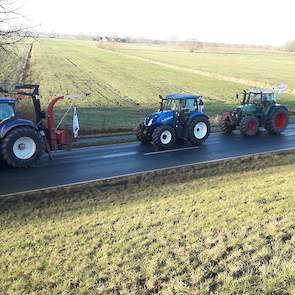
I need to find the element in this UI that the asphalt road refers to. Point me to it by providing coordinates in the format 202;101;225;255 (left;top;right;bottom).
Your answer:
1;125;295;196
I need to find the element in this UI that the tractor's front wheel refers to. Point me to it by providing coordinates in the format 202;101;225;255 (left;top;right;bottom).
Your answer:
136;123;151;144
265;109;288;134
152;125;176;150
220;112;236;134
240;116;259;136
0;127;44;168
187;116;210;145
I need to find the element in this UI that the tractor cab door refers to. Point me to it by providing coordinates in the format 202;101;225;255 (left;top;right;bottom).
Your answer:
178;99;197;126
248;92;263;112
0;102;15;124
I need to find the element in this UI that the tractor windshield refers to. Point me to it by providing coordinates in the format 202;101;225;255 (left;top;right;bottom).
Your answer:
162;99;183;111
262;92;275;101
162;99;196;112
249;92;261;103
0;103;15;122
248;92;275;104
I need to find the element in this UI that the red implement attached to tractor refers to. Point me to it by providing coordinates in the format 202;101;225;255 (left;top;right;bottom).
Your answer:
0;83;89;168
47;95;74;151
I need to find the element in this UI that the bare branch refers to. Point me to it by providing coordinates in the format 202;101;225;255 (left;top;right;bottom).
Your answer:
0;0;34;53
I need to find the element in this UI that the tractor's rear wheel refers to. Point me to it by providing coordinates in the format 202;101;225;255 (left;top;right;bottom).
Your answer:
152;125;176;150
240;116;259;136
220;112;236;134
187;116;210;145
265;109;288;134
136;123;151;144
0;127;44;168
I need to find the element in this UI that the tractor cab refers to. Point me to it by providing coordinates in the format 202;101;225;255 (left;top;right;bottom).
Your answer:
236;89;277;117
160;93;202;113
136;93;210;149
0;98;16;123
239;89;276;107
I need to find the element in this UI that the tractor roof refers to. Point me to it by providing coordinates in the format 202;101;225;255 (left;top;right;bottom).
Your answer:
0;97;16;104
249;89;275;94
165;93;201;100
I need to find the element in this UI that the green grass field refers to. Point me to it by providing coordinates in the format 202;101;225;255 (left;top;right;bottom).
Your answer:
25;38;294;131
1;157;295;294
117;44;295;98
2;38;295;131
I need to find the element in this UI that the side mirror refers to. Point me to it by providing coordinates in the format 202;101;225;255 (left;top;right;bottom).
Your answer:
159;94;164;99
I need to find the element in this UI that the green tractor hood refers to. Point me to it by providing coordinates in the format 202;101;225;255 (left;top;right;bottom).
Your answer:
237;104;257;115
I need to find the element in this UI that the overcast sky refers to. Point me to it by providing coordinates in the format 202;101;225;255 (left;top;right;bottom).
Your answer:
22;0;295;46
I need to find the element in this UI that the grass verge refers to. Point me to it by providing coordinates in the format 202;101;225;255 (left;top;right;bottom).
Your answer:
1;153;295;294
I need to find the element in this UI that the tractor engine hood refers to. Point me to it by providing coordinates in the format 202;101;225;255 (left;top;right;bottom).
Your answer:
144;110;174;126
237;104;257;115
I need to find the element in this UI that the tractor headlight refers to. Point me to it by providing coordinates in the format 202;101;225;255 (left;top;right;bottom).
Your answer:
147;118;154;126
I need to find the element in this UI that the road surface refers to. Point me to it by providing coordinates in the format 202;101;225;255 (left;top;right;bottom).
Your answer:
1;125;295;196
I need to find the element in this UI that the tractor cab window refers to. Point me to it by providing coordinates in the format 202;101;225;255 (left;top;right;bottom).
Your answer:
162;99;197;112
184;99;197;112
262;93;275;101
0;103;15;121
162;99;181;111
248;92;261;104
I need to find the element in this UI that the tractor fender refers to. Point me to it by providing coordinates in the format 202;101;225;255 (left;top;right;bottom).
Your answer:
266;105;288;118
186;111;209;124
0;118;37;139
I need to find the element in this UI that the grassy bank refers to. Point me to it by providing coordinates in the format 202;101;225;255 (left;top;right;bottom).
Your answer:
1;157;295;294
0;43;31;82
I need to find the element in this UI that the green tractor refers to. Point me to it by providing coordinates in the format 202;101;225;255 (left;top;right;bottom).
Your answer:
220;89;289;136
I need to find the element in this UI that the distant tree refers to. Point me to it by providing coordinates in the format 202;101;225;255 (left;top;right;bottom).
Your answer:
285;40;295;52
182;39;203;52
109;32;119;42
0;0;32;53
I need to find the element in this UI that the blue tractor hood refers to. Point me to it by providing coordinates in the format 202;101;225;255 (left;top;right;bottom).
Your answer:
144;110;174;127
153;110;174;118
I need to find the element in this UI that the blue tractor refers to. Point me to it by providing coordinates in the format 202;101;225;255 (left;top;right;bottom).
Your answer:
0;84;45;168
0;83;87;168
136;93;210;149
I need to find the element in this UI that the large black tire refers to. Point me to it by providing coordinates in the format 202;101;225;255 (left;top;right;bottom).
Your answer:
0;127;44;168
220;112;236;134
152;125;176;150
265;108;288;134
187;116;210;145
240;116;259;136
136;123;151;144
